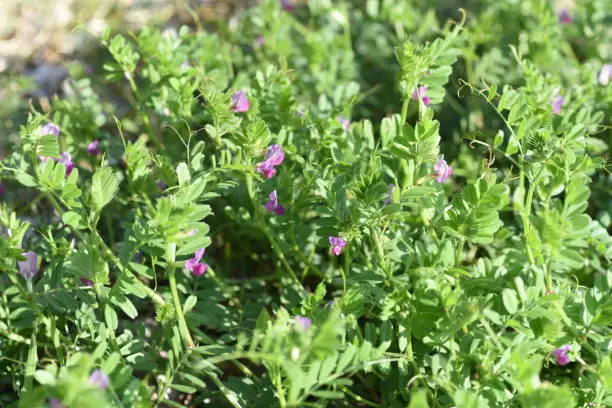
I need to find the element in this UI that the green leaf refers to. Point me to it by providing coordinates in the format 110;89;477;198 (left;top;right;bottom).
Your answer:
502;288;519;314
409;389;430;408
91;167;120;210
170;384;197;394
440;174;509;244
34;369;55;386
176;162;190;186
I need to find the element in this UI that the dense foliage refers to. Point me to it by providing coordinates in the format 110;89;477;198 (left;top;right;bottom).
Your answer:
1;0;611;407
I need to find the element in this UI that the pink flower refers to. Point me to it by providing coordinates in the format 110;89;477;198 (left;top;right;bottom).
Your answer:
231;90;250;113
433;158;453;183
80;277;93;286
598;64;612;86
264;190;286;215
383;184;395;205
280;0;295;12
87;140;101;155
48;398;63;408
329;236;346;256
338;117;351;132
412;85;431;106
551;345;571;366
256;144;284;179
18;251;38;279
265;144;284;166
255;35;265;47
551;94;565;115
558;9;573;24
295;315;312;331
185;248;209;276
0;183;5;196
89;369;109;390
40;123;60;136
59;152;75;176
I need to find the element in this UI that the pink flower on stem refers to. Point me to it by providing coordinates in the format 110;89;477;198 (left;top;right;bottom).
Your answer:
338;117;351;132
598;64;612;86
264;190;286;215
256;144;284;179
383;184;395;205
558;9;573;24
40;123;60;136
433;158;453;183
551;344;571;366
59;152;75;176
18;251;38;279
89;369;109;390
412;85;431;106
185;248;209;276
48;398;63;408
551;93;565;115
329;236;346;256
231;90;250;113
295;315;312;331
87;140;101;155
280;0;295;12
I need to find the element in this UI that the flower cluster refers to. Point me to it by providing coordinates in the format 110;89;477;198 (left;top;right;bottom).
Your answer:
412;85;431;106
433;158;453;183
257;144;284;179
231;90;250;113
264;190;286;215
551;345;571;366
185;248;209;276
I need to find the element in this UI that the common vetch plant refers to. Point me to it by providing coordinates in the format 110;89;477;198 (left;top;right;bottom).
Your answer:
0;0;610;407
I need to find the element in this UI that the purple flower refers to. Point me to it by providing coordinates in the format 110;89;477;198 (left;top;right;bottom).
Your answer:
231;90;250;113
280;0;295;12
598;64;612;86
185;248;209;276
383;184;395;205
412;85;431;106
87;140;101;156
18;251;38;279
48;398;63;408
59;152;75;176
551;94;565;115
433;158;453;183
265;144;285;166
89;369;109;390
296;109;304;118
0;183;5;196
558;9;573;24
264;190;286;215
338;117;351;132
80;277;93;286
256;144;284;179
156;180;168;190
551;345;571;366
329;236;347;256
255;35;265;47
40;123;60;136
295;315;312;331
257;162;276;179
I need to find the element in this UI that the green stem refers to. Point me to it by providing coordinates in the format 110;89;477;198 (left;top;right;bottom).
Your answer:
342;244;350;293
400;98;410;126
340;385;381;408
166;243;194;350
246;174;302;289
